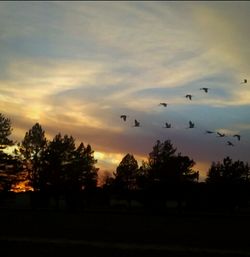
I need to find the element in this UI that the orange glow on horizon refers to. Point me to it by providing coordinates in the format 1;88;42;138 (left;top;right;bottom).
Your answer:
11;181;33;193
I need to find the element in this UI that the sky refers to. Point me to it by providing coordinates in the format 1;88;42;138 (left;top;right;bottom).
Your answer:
0;1;250;181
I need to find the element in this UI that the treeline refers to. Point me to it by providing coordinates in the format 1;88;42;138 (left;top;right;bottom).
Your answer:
0;113;250;212
0;113;98;208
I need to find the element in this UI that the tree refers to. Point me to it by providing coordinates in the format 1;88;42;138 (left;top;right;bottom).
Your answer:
0;113;13;149
137;160;151;189
20;123;47;191
0;151;22;192
174;154;198;183
147;140;197;185
43;134;98;194
70;143;98;191
148;140;176;171
42;133;75;194
206;157;250;210
206;157;249;184
114;153;139;190
40;133;98;209
0;113;21;192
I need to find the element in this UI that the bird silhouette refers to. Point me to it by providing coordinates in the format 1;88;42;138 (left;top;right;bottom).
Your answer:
163;122;171;128
188;121;195;128
240;79;247;84
233;134;241;141
205;130;214;134
217;132;226;137
186;94;193;100
200;88;209;93
133;119;140;127
120;115;127;121
227;141;234;146
159;103;167;107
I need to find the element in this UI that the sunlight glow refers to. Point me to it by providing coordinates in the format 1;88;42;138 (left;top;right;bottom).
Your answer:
11;181;33;193
94;151;125;165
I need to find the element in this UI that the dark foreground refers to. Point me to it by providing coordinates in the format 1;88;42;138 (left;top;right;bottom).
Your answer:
1;208;250;257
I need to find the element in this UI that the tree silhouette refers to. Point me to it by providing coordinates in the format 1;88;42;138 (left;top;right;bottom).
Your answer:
41;133;98;208
114;153;139;191
69;142;98;192
136;160;150;189
0;113;21;192
206;156;249;184
147;140;197;185
206;157;250;210
174;154;198;183
0;113;13;149
41;133;76;196
0;151;22;192
19;123;47;191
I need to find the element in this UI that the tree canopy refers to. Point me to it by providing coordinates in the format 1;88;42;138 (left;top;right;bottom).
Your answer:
19;123;47;191
147;140;198;185
206;156;249;184
0;113;12;149
114;153;139;190
41;133;98;195
0;113;20;192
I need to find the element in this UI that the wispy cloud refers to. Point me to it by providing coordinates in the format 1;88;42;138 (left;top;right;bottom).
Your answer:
0;1;250;176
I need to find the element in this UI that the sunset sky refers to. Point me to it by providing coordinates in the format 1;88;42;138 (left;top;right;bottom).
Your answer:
0;1;250;180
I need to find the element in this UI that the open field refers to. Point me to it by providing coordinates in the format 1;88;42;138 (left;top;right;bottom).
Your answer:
1;208;250;256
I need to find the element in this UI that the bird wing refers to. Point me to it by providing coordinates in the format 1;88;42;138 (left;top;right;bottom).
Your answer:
189;121;194;127
234;135;241;140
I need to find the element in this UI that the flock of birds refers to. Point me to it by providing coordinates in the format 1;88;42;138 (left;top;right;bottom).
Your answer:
120;79;248;147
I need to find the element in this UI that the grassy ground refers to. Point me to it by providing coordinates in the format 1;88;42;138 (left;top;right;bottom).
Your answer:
1;208;250;256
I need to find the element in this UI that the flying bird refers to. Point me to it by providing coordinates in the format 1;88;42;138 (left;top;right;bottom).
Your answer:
120;115;127;121
186;94;193;100
188;121;195;128
159;103;168;107
164;122;171;128
217;132;226;137
240;79;247;84
205;130;214;134
200;87;209;93
233;134;241;141
133;119;140;127
227;141;234;146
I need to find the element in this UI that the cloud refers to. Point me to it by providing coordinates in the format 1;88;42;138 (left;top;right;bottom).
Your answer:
191;2;250;72
0;1;250;178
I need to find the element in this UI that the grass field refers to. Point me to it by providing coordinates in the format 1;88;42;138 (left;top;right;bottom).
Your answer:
1;208;250;256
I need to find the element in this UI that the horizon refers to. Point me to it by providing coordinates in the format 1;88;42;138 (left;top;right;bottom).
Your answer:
0;1;250;181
